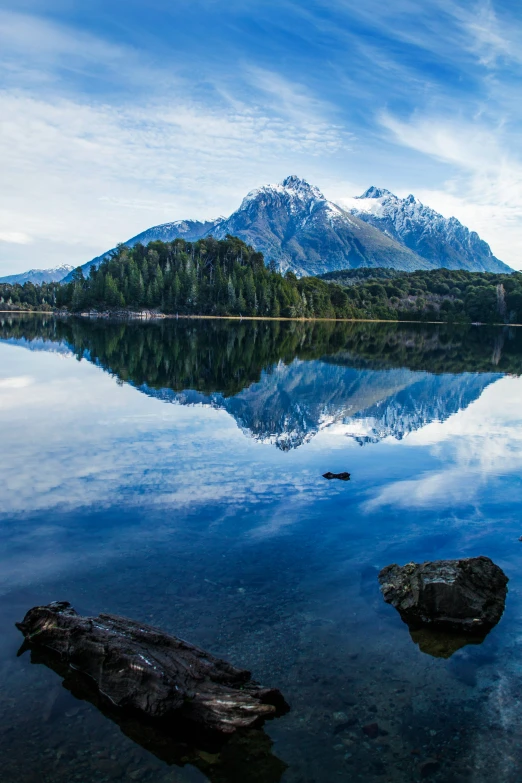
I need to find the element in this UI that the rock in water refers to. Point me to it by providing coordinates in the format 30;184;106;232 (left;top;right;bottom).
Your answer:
16;602;288;733
322;472;350;481
378;556;508;632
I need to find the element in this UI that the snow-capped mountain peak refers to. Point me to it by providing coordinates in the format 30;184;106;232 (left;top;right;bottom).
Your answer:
240;175;326;213
55;174;510;282
357;186;394;200
346;187;511;273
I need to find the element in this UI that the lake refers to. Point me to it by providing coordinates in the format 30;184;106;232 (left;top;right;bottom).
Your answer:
1;314;522;783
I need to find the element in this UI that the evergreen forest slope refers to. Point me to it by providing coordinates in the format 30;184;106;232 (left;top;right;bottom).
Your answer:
1;236;522;324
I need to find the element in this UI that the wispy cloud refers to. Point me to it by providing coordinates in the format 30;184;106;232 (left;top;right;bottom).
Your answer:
453;0;522;68
379;110;522;266
1;1;522;271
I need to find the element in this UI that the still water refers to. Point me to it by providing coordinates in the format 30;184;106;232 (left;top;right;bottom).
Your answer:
1;315;522;783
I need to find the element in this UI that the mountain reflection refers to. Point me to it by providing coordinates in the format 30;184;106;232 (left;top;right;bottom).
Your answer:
2;315;521;449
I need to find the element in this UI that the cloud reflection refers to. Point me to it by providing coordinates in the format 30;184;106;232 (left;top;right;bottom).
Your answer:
364;376;522;512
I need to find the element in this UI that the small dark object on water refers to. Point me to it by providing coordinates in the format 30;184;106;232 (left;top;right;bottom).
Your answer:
378;556;508;634
16;602;288;734
518;536;522;541
322;472;350;481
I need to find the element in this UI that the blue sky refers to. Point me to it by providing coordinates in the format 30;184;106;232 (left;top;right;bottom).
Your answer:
1;0;521;273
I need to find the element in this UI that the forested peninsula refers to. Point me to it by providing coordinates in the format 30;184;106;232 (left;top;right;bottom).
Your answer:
1;236;522;324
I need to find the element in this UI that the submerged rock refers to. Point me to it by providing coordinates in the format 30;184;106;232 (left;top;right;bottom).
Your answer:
378;556;508;633
322;472;351;481
16;602;288;734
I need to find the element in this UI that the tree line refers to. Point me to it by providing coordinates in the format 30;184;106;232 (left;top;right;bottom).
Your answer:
321;267;522;323
3;314;522;379
1;236;522;323
57;236;352;318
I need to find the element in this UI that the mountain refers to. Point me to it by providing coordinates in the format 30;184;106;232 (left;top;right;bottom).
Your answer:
208;175;429;276
344;187;511;273
0;264;74;285
27;175;512;283
69;176;434;281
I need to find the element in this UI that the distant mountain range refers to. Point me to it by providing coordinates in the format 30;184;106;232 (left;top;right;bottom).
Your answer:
0;264;74;285
2;176;511;285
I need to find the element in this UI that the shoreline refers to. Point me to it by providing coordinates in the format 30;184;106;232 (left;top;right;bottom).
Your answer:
2;310;522;327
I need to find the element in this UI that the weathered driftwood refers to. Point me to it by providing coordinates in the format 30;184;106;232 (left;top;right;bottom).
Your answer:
16;602;288;734
322;471;350;481
378;556;508;633
21;644;287;783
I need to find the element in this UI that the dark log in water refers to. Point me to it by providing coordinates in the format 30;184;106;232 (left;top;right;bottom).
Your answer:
19;643;288;783
322;472;350;481
16;602;288;734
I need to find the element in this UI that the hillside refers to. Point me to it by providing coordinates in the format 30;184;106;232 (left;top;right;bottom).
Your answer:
320;267;522;323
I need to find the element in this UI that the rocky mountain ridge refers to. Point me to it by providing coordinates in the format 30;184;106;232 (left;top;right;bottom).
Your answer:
343;188;509;273
67;175;511;280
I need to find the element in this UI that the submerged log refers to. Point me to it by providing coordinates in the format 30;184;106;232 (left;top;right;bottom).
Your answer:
378;556;508;633
322;472;350;481
21;644;288;783
16;602;288;734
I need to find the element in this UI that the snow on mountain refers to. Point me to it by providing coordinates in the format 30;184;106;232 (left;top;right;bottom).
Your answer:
343;187;512;273
209;175;429;276
0;265;74;285
49;175;514;284
238;174;326;213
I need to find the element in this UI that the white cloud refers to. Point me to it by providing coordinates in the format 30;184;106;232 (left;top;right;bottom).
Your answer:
0;375;34;389
379;111;522;268
0;9;158;91
0;231;32;244
454;0;522;67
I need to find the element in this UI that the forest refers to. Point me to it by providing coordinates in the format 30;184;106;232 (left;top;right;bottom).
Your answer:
1;236;522;324
3;315;522;379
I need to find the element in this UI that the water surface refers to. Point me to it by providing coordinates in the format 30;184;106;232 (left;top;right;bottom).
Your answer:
1;315;522;783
